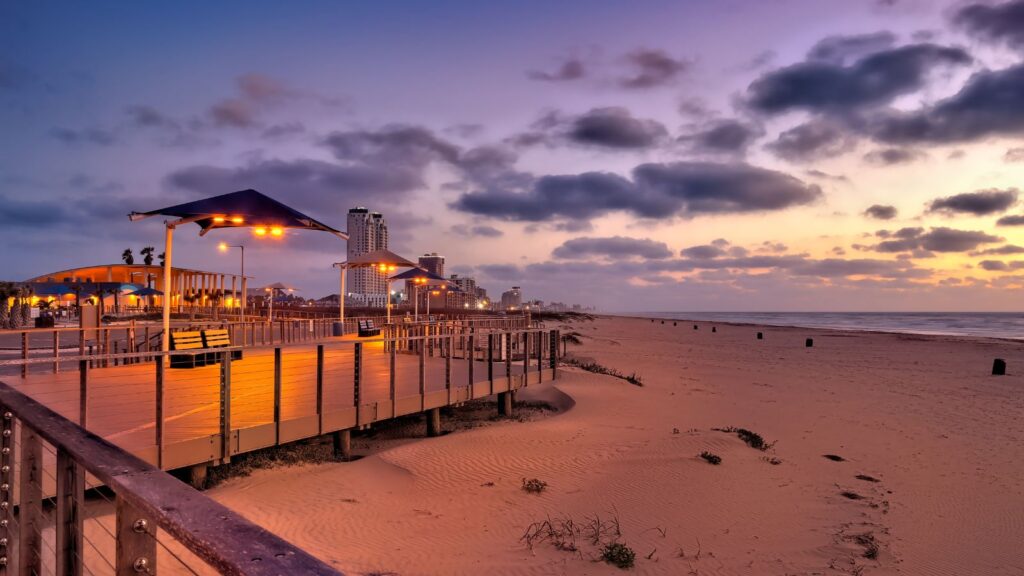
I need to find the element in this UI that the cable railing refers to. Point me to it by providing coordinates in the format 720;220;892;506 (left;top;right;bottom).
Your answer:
0;378;343;575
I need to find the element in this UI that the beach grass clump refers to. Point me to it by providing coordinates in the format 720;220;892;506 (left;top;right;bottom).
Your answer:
522;477;548;494
713;427;775;451
856;533;880;559
699;451;722;465
600;542;636;569
561;331;584;345
563;358;643;386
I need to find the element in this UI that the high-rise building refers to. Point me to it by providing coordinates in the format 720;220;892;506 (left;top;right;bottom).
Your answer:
448;274;477;309
347;207;389;307
500;286;522;310
418;253;445;277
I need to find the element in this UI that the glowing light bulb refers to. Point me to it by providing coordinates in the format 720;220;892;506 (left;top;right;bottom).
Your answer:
270;227;283;237
231;216;244;224
254;227;268;236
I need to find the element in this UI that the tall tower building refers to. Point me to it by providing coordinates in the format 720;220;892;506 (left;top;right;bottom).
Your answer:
418;253;445;277
347;207;389;306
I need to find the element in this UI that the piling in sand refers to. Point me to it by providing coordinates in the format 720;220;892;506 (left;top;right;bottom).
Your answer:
993;358;1007;375
757;332;763;340
806;338;814;348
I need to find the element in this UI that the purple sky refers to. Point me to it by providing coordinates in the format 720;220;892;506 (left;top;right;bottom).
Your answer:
3;0;1024;311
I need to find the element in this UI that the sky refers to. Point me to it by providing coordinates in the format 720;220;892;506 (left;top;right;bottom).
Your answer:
2;0;1024;312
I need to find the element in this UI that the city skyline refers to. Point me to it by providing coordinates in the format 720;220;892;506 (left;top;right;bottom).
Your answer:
4;1;1024;311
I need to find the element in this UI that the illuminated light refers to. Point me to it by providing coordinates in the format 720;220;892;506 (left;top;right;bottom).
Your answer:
231;216;244;224
213;216;226;223
254;227;268;236
218;242;229;252
270;227;283;237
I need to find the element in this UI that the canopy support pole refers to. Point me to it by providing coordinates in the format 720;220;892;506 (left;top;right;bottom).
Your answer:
162;224;174;355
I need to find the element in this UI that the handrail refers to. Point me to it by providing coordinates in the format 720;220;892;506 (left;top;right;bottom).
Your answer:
0;378;344;575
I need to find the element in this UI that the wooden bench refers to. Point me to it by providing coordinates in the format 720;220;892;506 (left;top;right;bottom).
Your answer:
201;328;243;362
358;320;380;337
169;331;206;368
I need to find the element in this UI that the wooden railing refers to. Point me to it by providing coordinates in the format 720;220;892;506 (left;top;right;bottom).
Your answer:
0;379;343;575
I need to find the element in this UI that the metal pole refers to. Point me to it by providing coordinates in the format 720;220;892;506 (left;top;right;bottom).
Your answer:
161;223;174;354
386;279;392;325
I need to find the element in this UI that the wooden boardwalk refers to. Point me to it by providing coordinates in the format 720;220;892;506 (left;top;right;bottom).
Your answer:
5;330;555;475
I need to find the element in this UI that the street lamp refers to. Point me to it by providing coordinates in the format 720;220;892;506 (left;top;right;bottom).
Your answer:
218;242;245;315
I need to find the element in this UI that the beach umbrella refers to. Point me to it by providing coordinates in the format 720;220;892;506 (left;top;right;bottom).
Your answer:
128;189;347;353
333;249;418;325
389;267;449;321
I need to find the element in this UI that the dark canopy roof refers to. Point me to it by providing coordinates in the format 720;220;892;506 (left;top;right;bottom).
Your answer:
128;189;346;239
389;267;447;282
342;249;417;268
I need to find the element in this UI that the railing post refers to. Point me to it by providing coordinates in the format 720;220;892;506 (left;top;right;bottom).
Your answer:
505;331;512;388
78;360;88;428
523;332;530;385
220;352;232;462
53;331;60;374
18;424;42;576
316;345;324;435
19;334;27;379
468;330;475;390
273;348;282;445
550;329;559;379
353;343;362;416
389;337;396;418
445;335;452;404
536;330;543;383
115;494;156;576
55;447;84;576
418;334;425;410
487;333;494;394
0;410;15;573
155;359;164;469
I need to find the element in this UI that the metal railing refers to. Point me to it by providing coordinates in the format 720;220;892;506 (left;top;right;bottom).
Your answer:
0;379;343;575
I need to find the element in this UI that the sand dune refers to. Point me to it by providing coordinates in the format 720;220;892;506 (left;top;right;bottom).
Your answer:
208;316;1024;575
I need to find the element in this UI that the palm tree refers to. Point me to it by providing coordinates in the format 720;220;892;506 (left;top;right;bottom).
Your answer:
0;283;12;329
17;285;33;327
122;248;134;265
158;252;166;267
140;246;155;266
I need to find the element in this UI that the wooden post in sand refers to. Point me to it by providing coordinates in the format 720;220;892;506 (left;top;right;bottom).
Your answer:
757;332;763;340
805;338;814;348
712;327;717;333
427;408;442;437
693;324;698;330
497;391;512;416
333;430;352;461
993;358;1007;375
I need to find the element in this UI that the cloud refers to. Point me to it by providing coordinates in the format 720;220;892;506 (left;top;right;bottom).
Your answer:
996;214;1024;226
871;226;1002;253
528;58;586;82
746;43;971;115
870;64;1024;143
807;31;898;64
553;236;673;260
450;224;504;238
927;188;1018;215
765;119;855;161
50;127;117;146
680;244;727;259
969;244;1024;256
952;0;1024;51
208;73;294;128
980;259;1009;271
619;49;688;88
452;161;821;224
565;107;668;149
323;124;460;167
864;204;898;219
679;119;763;154
863;147;925;165
1004;147;1024;162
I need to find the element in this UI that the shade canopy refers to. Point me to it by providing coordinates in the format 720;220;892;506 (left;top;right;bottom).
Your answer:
128;189;347;239
339;249;417;268
262;282;297;291
28;283;75;296
128;287;163;296
389;267;447;282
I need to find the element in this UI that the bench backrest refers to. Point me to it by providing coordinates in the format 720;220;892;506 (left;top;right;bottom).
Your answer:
365;320;376;329
170;331;204;350
358;320;368;329
202;329;231;348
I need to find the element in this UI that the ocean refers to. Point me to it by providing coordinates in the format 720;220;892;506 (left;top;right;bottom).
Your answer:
633;312;1024;340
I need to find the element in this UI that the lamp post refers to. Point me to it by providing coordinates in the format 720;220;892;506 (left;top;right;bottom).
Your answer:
218;242;245;315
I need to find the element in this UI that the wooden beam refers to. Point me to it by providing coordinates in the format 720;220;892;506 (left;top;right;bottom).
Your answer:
17;424;42;576
115;494;156;576
55;448;84;576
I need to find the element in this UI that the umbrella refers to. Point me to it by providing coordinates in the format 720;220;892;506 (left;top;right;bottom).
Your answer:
389;267;447;282
128;287;164;296
334;249;418;325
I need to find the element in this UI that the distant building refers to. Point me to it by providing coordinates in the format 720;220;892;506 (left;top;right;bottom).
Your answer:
347;207;388;307
448;274;477;309
500;286;522;310
418;252;445;277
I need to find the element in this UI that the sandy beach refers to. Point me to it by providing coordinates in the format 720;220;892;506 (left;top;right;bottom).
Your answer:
206;315;1024;575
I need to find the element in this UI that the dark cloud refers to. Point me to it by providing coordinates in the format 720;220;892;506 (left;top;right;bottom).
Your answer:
870;64;1024;143
0;194;71;227
553;236;673;260
528;58;586;82
262;122;306;139
864;204;898;219
50;127;117;146
746;43;971;115
979;259;1008;271
1004;147;1024;162
953;0;1024;51
870;226;1001;253
807;32;897;64
208;73;293;128
996;214;1024;226
927;188;1018;215
680;244;727;259
566;107;668;149
452;161;821;223
765;119;855;161
450;224;504;238
969;244;1024;256
323;125;460;166
863;147;925;165
126;105;175;128
209;99;255;128
679;119;763;154
620;49;688;88
804;169;849;182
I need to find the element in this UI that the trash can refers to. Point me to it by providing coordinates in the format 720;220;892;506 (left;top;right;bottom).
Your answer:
332;321;345;336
